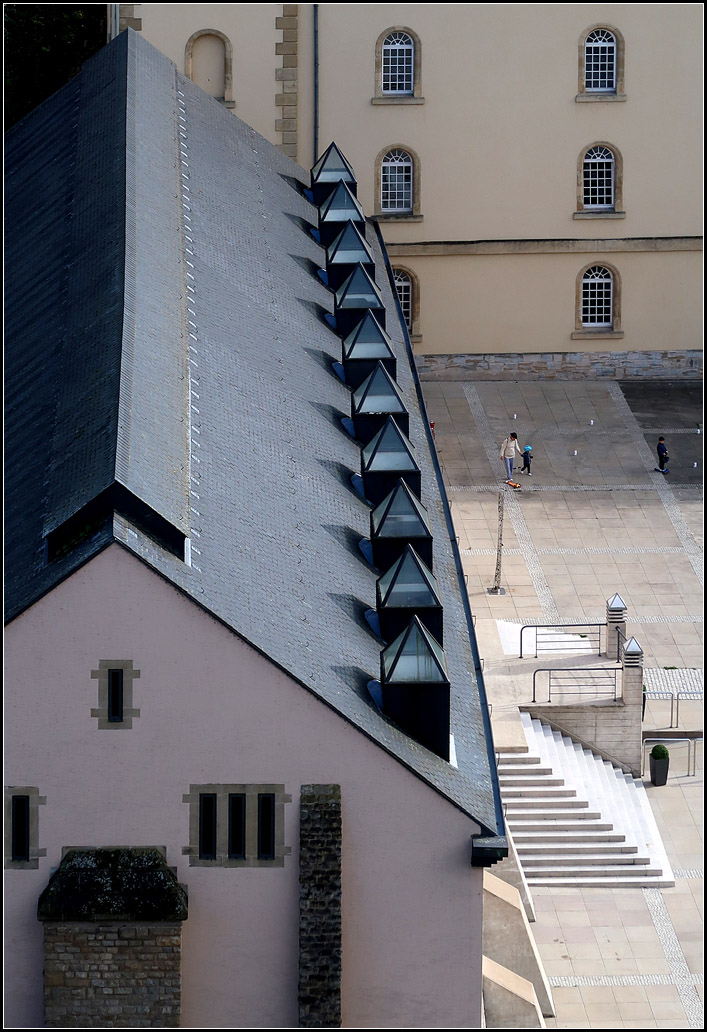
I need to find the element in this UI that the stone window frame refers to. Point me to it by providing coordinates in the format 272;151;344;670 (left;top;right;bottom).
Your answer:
576;24;626;102
372;26;424;104
183;783;291;868
572;261;624;340
374;144;423;221
91;659;141;730
574;141;625;220
184;28;235;108
4;786;46;869
392;265;422;342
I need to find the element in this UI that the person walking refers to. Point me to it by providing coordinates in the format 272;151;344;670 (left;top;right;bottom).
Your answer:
500;432;523;482
521;445;533;475
655;436;670;473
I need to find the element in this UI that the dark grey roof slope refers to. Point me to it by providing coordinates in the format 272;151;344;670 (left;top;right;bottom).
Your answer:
4;30;502;837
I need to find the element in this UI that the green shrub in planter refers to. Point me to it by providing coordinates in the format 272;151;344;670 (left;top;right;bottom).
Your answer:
650;744;669;786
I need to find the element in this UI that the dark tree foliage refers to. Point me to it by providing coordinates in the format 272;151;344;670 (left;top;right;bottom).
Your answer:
4;5;106;130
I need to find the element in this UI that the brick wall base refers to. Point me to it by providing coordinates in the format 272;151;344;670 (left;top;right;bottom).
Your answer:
415;350;703;381
43;922;181;1028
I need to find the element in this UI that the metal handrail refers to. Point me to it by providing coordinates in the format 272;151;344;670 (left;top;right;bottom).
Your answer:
519;622;604;659
642;734;702;777
532;666;620;703
676;689;703;728
616;626;627;662
643;689;675;728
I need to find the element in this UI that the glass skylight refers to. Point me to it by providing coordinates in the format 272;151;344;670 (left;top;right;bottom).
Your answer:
382;618;449;683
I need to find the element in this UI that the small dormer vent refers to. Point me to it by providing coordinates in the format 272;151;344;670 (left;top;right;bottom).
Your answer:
318;181;365;246
310;142;357;206
325;221;375;290
351;362;409;441
370;479;433;569
342;311;396;388
377;545;443;644
361;417;421;505
380;616;450;760
334;264;385;335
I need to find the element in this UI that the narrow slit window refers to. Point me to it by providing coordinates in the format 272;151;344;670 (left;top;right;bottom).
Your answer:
107;669;124;723
199;793;218;859
257;793;276;860
228;793;246;860
11;795;30;862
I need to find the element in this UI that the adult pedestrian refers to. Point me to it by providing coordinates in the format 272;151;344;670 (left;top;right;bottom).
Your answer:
655;436;670;474
500;432;523;482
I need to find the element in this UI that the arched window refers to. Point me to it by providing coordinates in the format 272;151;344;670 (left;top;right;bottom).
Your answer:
382;32;414;95
185;29;235;107
581;266;614;327
575;142;624;218
381;149;413;213
584;29;616;92
583;146;614;209
373;27;423;103
393;269;412;328
577;26;625;101
391;266;421;340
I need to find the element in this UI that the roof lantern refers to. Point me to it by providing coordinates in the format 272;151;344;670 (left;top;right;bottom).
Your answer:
377;545;443;645
334;264;385;336
370;479;433;569
380;616;450;760
342;311;396;388
318;180;365;247
325;221;374;290
361;417;421;505
310;142;357;206
352;362;409;441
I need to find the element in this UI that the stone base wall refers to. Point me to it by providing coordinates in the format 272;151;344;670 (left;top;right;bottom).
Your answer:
44;922;181;1028
415;350;703;381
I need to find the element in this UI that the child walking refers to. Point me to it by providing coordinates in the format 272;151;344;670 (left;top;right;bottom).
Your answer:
655;436;670;473
521;445;533;475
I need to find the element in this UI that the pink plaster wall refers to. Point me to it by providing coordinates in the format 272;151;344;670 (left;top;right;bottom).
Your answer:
5;545;483;1028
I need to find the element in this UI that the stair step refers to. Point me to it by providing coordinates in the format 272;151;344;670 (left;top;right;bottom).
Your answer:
497;754;541;766
522;853;650;866
499;775;565;787
504;797;588;809
524;864;662;878
498;765;554;776
513;830;626;843
529;876;675;888
517;843;637;855
501;787;577;798
505;808;601;821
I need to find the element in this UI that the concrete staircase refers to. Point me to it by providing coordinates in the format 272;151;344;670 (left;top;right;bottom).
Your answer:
497;713;674;887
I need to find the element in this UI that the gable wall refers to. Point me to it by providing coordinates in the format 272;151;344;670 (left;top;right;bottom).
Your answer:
5;545;482;1028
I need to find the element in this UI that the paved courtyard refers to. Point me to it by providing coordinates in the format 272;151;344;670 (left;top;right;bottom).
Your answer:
422;379;703;1029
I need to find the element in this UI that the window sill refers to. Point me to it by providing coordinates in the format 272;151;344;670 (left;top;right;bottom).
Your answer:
374;213;424;223
576;92;627;103
573;211;626;220
371;95;425;105
571;329;624;340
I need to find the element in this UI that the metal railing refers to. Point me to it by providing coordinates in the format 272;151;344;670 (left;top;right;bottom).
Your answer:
615;627;627;662
519;623;604;658
643;687;703;728
532;666;620;703
642;733;702;777
676;689;703;728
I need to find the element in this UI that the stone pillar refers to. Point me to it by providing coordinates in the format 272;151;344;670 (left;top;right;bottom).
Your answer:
298;784;342;1028
605;592;627;659
620;636;644;776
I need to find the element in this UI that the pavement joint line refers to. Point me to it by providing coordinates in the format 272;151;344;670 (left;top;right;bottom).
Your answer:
461;546;687;555
673;868;704;879
497;615;703;625
643;886;704;1028
463;384;560;622
644;669;703;691
608;382;704;587
436;426;702;437
447;483;702;492
548;973;704;987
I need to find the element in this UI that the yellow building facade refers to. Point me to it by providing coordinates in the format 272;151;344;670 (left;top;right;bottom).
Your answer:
118;3;703;378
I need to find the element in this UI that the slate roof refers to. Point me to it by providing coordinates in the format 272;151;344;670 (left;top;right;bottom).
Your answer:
4;30;503;838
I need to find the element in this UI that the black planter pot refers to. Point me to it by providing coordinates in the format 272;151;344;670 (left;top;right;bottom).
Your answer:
649;755;669;786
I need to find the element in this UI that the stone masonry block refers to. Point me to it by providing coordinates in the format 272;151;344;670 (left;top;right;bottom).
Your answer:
276;42;298;55
275;17;298;29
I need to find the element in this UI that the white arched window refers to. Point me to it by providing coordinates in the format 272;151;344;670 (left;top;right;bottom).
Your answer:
382;32;414;94
581;266;613;327
583;146;615;209
381;149;413;213
393;270;412;329
584;29;616;92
